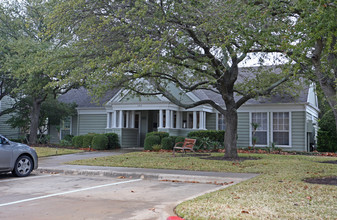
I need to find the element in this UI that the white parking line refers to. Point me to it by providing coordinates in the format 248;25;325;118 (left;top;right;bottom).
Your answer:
0;174;59;183
0;178;142;207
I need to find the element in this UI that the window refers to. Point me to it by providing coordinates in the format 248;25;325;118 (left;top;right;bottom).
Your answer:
218;114;226;130
251;112;267;145
273;112;289;145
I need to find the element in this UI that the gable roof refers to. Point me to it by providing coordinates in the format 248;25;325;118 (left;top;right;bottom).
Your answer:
58;67;311;108
58;87;120;108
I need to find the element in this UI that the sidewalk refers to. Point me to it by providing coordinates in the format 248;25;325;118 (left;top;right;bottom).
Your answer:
37;150;259;184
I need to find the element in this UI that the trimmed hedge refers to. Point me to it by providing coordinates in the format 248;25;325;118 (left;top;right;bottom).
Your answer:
72;135;84;148
317;110;337;152
91;134;109;150
161;137;174;150
82;133;96;148
146;131;169;141
174;136;185;144
104;133;120;149
187;130;225;142
144;135;161;150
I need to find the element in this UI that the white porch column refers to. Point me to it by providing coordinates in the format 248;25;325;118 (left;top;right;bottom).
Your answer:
119;110;124;128
159;110;163;128
215;113;219;130
112;111;117;128
199;111;203;129
106;112;111;128
130;110;135;128
126;111;130;128
176;111;181;129
171;110;174;128
203;111;207;129
166;109;171;128
193;111;197;129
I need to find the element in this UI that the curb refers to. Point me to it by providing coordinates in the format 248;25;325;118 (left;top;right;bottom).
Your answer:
36;167;244;185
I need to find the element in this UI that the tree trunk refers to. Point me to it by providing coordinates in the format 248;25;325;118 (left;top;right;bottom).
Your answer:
224;109;239;159
29;98;42;145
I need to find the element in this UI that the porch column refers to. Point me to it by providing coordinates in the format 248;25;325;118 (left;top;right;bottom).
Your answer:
193;111;197;129
176;111;181;129
126;111;130;128
215;113;219;130
166;109;171;128
171;110;174;128
106;112;111;128
199;111;206;129
112;111;117;128
159;110;163;128
130;110;135;128
119;110;124;128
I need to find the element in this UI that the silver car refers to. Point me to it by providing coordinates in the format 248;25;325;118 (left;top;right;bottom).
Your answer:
0;134;38;177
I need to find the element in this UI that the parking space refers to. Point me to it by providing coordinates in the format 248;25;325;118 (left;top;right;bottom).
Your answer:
0;173;223;220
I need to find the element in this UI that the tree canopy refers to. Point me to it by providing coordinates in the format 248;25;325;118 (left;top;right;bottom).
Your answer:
51;0;302;158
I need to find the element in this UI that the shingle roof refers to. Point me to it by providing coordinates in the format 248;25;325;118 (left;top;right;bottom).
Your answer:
58;67;309;108
58;87;120;107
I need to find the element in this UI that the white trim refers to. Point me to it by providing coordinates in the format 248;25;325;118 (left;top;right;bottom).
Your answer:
186;92;201;102
106;89;128;105
249;112;269;147
271;111;292;148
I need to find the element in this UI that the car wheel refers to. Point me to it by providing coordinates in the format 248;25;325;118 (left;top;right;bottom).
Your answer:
12;155;33;177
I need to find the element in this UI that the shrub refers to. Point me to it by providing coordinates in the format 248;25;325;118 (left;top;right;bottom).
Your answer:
91;134;109;150
146;131;169;141
187;130;225;143
82;133;96;148
152;144;162;151
104;133;120;149
63;134;74;143
60;139;72;146
317;110;337;152
161;137;174;150
174;136;185;144
144;135;161;150
72;135;84;148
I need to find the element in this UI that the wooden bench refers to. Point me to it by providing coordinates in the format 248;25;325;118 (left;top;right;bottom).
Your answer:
172;138;196;156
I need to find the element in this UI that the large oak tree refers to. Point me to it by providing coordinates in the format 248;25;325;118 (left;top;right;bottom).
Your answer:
52;0;301;158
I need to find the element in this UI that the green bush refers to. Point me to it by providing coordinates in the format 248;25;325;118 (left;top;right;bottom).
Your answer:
144;135;161;150
104;133;120;149
161;137;174;150
60;139;72;146
63;134;74;142
152;144;162;151
146;131;169;141
187;130;225;142
72;135;84;148
317;110;337;152
82;133;96;148
91;134;109;150
174;136;185;144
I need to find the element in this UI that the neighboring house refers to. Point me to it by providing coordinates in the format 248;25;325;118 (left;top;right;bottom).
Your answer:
54;70;319;152
0;96;20;139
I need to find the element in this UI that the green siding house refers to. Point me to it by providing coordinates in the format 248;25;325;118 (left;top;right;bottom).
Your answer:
0;96;20;139
55;79;319;152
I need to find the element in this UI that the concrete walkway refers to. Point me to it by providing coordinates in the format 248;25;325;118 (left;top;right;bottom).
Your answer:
37;150;258;184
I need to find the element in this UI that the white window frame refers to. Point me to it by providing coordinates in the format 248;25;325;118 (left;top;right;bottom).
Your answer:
250;112;269;146
218;113;226;131
271;111;292;147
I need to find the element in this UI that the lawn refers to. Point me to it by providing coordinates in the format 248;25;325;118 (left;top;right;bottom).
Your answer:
34;146;83;157
68;152;337;219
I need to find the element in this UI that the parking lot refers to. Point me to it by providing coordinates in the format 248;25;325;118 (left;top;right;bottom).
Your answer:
0;172;223;220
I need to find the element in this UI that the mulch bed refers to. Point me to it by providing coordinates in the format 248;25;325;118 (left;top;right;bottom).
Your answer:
319;160;337;164
199;156;261;162
303;176;337;186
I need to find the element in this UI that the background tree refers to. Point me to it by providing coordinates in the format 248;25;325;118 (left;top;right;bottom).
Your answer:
255;0;337;133
51;0;301;158
1;0;80;144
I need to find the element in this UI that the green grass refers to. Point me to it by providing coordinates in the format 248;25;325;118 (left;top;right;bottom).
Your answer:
34;147;83;157
68;152;337;219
